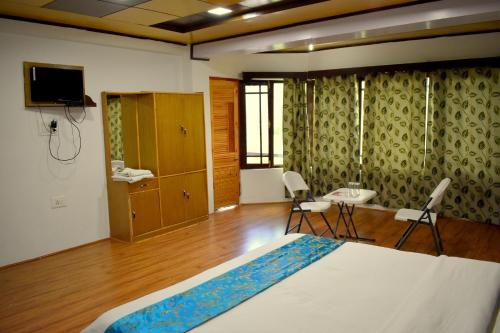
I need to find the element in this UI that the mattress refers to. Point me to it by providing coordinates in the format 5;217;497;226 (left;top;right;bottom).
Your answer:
83;234;500;333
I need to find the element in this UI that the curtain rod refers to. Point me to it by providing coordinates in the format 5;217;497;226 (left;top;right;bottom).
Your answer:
242;56;500;80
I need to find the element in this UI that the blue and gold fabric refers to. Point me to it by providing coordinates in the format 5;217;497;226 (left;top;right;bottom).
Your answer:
105;235;344;333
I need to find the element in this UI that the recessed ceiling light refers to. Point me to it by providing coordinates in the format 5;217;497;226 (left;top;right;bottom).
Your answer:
208;7;233;15
308;44;314;51
242;13;259;20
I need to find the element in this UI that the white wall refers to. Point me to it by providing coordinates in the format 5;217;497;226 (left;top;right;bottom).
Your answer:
0;19;190;266
240;168;286;204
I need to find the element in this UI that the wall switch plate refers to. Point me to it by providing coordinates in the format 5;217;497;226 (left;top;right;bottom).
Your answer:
51;195;66;209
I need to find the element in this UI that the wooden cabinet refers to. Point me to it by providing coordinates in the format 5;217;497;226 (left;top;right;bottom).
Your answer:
130;189;162;236
159;171;208;226
156;93;206;176
102;92;209;242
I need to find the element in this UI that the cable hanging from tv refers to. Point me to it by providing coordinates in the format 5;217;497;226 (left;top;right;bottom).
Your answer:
39;104;85;162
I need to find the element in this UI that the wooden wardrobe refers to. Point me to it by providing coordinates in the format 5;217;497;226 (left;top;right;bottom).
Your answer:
102;92;208;242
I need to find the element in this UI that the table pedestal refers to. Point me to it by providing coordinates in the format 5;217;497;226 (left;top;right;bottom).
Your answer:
335;202;375;242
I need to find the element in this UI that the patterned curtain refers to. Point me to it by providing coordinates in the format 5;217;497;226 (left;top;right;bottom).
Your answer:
426;67;500;224
283;78;311;184
107;98;123;161
362;71;428;209
311;75;360;196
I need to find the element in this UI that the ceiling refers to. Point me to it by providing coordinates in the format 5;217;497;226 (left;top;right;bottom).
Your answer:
0;0;499;55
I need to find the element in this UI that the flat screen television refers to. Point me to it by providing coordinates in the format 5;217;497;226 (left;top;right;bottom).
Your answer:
24;62;85;107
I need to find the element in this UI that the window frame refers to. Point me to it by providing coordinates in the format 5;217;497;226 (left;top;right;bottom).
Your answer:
240;80;283;169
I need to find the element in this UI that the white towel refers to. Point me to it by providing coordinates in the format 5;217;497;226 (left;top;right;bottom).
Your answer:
112;173;154;184
115;168;152;178
111;160;125;170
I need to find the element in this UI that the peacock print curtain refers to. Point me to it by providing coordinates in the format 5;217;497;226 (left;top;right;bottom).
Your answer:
311;75;360;196
362;71;428;209
283;78;311;185
426;67;500;224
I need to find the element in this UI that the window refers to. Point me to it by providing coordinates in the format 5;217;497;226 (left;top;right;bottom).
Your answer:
241;81;283;168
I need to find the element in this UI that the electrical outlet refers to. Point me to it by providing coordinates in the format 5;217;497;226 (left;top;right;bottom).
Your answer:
51;195;66;209
38;118;57;136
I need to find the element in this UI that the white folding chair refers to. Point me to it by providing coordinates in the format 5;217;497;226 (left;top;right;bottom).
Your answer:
282;171;336;237
394;178;451;255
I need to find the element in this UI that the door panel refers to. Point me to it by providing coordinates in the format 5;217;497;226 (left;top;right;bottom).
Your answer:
156;94;184;176
213;165;240;208
130;190;162;236
159;175;186;226
183;94;206;172
210;78;240;209
185;171;208;221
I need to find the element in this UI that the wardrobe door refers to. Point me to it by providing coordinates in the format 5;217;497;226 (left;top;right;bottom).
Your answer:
183;94;206;172
159;175;186;226
130;190;162;236
184;171;208;221
156;94;184;176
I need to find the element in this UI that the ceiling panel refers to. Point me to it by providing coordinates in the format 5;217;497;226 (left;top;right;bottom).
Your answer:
191;0;417;43
272;20;500;52
104;7;176;26
6;0;53;6
45;0;126;17
136;0;214;17
0;1;189;43
2;0;499;53
103;0;149;6
204;0;242;5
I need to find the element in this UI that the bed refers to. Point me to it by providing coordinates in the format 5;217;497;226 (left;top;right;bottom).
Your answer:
83;234;500;333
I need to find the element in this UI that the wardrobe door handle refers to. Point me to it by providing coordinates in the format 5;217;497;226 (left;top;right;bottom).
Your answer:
132;210;136;220
186;192;190;199
183;190;186;197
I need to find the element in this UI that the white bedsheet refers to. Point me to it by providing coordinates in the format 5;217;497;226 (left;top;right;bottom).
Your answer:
83;234;500;333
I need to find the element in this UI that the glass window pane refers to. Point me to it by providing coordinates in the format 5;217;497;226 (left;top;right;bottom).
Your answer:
245;93;261;160
262;157;269;164
247;156;260;164
245;85;259;93
273;82;284;166
260;84;268;92
261;94;269;159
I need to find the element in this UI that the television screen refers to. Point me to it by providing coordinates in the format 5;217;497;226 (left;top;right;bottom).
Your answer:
28;65;84;106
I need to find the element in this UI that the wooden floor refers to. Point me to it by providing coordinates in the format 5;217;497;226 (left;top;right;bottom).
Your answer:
1;203;499;332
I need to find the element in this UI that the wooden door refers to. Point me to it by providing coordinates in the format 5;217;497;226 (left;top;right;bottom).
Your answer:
156;94;184;176
210;78;240;209
183;94;206;172
159;175;186;226
184;171;208;221
130;190;162;236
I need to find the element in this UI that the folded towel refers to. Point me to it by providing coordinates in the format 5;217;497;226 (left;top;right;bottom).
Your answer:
111;160;125;170
112;173;154;184
115;168;152;178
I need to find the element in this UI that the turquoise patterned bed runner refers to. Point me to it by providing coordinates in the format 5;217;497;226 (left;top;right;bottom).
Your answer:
105;235;344;333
